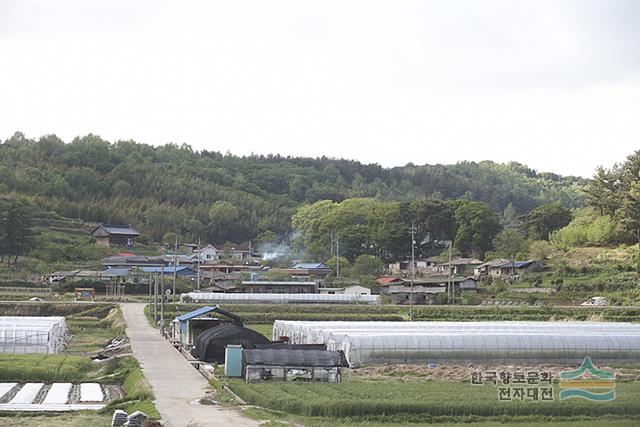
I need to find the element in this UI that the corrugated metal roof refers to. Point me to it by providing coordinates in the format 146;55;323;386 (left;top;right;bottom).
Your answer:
292;263;330;270
99;224;140;236
141;266;194;274
101;268;131;277
176;306;218;322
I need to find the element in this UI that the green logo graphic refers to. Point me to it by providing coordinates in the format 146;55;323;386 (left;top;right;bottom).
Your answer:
559;357;615;401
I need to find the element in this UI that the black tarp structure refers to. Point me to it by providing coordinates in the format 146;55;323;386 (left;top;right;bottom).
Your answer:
243;348;349;367
192;323;270;363
254;343;327;350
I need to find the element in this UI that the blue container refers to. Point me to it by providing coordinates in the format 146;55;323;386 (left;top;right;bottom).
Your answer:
224;345;244;377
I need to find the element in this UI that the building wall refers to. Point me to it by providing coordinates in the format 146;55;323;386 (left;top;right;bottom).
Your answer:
390;292;436;305
242;285;316;294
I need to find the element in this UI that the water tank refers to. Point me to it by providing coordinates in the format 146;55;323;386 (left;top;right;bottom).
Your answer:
224;345;244;377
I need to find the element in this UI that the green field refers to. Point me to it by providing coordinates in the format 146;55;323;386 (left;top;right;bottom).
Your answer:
0;302;159;423
157;303;640;326
229;376;640;425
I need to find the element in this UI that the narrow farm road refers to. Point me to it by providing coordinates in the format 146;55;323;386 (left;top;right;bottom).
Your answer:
120;303;258;427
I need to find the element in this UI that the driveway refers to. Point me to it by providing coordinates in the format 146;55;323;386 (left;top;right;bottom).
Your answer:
120;303;257;427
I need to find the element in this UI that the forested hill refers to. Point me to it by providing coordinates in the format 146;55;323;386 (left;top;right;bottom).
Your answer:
0;132;585;243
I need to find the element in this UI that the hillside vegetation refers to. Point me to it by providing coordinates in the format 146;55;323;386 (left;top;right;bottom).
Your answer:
0;132;584;244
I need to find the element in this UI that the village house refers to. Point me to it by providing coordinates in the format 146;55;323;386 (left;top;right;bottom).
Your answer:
216;243;255;262
387;257;439;276
193;244;220;262
435;257;484;276
386;276;478;304
240;280;317;294
141;266;197;277
475;259;539;278
199;260;263;274
375;277;404;287
288;263;333;279
319;285;371;296
90;224;140;247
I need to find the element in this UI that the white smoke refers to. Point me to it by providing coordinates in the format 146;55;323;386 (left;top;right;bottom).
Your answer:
261;243;291;261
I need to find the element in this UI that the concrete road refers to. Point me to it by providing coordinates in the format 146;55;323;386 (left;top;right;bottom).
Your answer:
120;303;258;427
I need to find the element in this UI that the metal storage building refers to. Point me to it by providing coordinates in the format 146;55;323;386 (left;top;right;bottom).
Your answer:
273;320;640;367
181;292;380;304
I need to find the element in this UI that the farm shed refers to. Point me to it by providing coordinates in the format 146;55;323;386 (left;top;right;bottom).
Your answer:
181;292;380;304
173;305;246;348
0;316;68;354
243;348;349;383
273;321;640;367
192;324;270;363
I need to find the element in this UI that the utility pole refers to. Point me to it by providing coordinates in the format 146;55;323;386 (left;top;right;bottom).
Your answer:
330;231;334;257
153;273;158;322
336;234;340;279
196;238;201;290
148;273;152;311
160;265;165;336
448;240;453;305
410;222;416;321
173;237;178;301
637;229;640;274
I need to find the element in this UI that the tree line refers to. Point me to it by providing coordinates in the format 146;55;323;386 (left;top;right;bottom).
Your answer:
0;132;583;245
292;197;572;261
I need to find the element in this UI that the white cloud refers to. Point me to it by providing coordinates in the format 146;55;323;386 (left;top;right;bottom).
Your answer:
1;0;639;177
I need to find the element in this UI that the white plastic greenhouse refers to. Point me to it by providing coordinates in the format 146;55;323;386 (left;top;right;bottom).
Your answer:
0;316;68;354
181;292;380;304
273;320;640;367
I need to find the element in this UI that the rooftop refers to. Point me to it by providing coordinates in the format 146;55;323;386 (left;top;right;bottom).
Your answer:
291;263;331;270
93;224;140;236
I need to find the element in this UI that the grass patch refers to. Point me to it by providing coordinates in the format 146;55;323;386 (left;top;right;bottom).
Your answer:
246;323;272;339
65;306;125;354
100;356;159;418
0;354;94;382
0;413;112;427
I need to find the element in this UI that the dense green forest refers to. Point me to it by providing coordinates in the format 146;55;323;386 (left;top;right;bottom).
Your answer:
0;132;585;246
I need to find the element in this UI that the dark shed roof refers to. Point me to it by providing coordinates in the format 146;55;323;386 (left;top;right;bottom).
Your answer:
244;349;349;368
91;224;140;237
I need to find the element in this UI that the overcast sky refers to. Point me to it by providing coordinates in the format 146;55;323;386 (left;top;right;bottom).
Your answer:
1;0;639;177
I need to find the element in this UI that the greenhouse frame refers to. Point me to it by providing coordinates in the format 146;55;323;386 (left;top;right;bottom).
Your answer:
0;316;69;354
181;292;380;304
273;320;640;367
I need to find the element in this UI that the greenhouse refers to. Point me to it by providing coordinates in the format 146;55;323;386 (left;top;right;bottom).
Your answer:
0;316;68;354
273;320;640;367
181;292;380;304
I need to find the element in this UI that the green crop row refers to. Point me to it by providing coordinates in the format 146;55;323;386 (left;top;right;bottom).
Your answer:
229;379;640;419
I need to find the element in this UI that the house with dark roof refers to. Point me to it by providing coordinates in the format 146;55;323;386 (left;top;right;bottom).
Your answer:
476;259;539;278
288;263;333;279
90;224;140;247
435;257;484;276
386;276;478;304
240;280;318;294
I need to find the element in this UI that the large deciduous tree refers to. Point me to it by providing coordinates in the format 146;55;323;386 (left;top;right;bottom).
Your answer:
522;203;572;241
451;200;502;258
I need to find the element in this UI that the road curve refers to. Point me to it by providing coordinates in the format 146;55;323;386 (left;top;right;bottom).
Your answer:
120;303;257;427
